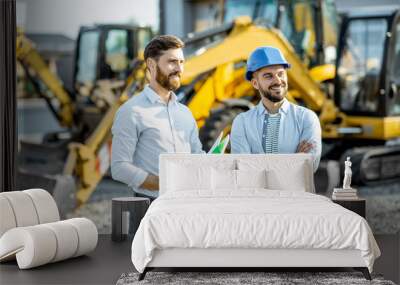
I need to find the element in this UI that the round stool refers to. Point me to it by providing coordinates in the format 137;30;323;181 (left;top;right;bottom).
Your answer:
111;197;150;242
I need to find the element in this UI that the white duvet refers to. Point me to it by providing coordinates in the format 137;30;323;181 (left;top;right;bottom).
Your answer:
131;190;380;273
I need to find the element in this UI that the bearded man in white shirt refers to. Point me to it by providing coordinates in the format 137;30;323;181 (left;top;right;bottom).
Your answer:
111;35;203;199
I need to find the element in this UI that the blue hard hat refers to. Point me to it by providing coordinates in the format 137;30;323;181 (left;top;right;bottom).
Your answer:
245;46;290;81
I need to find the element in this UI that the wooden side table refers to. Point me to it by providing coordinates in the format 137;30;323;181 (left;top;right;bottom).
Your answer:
332;198;366;218
112;197;150;242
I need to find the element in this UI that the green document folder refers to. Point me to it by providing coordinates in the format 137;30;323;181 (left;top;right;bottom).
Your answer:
208;132;230;154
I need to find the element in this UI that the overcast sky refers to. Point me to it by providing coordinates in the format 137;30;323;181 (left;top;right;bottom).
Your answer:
17;0;159;39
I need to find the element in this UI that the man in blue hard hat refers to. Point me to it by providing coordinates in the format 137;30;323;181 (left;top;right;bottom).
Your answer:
230;46;321;172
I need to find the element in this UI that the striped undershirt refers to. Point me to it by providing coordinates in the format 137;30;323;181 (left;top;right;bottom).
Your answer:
262;113;281;153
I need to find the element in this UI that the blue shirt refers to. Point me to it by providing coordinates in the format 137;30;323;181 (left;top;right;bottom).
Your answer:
111;85;203;197
231;99;321;172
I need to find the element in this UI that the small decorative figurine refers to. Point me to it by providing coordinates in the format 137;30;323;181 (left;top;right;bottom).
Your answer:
343;157;352;190
332;157;357;200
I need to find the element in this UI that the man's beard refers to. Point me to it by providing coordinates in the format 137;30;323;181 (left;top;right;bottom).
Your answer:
156;65;181;91
259;84;287;103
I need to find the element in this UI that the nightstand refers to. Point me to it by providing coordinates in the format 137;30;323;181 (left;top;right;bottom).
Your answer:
332;198;366;218
111;197;150;242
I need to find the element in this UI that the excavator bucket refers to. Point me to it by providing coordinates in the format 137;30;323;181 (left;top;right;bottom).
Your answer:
16;170;76;218
17;141;76;217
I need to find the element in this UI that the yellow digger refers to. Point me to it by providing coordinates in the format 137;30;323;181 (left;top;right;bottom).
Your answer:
16;25;151;214
175;0;340;149
326;8;400;185
129;3;400;188
176;5;400;188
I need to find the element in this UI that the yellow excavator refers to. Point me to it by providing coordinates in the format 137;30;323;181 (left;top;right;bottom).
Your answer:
166;0;339;154
129;2;400;188
327;7;400;185
175;4;400;188
17;25;150;214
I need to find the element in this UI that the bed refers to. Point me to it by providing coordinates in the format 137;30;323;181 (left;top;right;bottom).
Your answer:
131;154;380;280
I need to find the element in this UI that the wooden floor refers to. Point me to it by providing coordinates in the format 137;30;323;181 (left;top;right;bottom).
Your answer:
0;234;398;285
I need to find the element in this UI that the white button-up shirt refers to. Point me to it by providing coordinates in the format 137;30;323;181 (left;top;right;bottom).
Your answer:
111;85;203;197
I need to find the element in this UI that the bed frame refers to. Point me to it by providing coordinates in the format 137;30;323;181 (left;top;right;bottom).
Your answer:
137;154;373;281
138;248;371;280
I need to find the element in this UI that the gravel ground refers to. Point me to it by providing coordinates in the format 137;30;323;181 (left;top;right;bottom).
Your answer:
67;178;400;235
360;183;400;234
66;178;132;234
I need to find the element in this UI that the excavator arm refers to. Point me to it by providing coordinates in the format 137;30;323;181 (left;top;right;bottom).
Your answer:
178;17;341;137
16;29;148;207
16;29;75;128
64;60;146;205
182;18;325;109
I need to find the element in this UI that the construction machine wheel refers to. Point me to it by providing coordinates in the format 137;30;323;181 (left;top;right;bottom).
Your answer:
199;107;245;152
17;141;77;217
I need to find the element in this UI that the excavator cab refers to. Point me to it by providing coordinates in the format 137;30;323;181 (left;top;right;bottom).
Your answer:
335;9;400;118
67;24;153;144
332;9;400;184
223;0;338;67
75;25;152;87
73;25;152;110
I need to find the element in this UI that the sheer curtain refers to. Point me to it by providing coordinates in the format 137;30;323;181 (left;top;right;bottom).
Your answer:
0;0;17;192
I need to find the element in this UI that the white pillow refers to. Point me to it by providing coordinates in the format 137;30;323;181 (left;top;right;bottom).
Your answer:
236;169;267;189
167;163;211;191
237;156;314;192
211;168;236;190
266;162;307;192
211;169;268;191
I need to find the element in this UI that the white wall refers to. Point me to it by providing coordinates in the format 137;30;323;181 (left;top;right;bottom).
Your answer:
17;0;159;39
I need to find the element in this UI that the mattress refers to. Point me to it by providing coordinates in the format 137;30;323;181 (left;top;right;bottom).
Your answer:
131;190;380;273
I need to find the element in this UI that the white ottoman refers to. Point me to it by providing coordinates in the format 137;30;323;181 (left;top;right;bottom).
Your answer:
0;189;98;269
